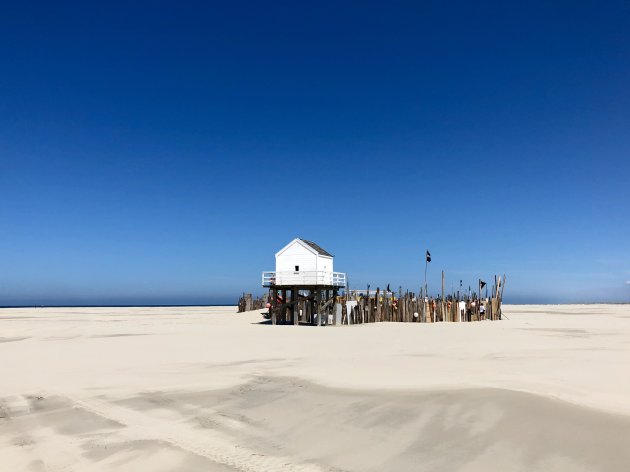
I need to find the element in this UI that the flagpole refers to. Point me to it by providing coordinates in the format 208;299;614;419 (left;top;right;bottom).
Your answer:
478;279;482;320
422;251;429;322
424;258;428;299
423;249;430;322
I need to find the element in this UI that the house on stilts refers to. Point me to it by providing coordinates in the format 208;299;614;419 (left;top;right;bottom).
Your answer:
262;238;346;325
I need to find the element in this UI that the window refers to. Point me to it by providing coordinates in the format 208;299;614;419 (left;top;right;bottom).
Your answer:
295;265;299;272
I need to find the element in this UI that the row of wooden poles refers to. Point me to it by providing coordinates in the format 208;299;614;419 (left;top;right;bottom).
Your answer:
237;274;506;326
344;290;502;324
237;293;268;313
346;273;507;324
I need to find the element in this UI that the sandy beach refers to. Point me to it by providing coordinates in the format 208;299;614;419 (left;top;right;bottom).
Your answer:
1;304;629;471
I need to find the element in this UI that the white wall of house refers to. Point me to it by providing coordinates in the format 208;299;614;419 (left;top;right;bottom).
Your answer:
275;239;334;285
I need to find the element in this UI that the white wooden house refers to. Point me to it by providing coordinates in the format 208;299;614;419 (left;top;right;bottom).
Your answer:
262;238;346;287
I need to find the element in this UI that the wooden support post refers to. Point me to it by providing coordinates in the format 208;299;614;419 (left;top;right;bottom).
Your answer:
326;289;335;325
271;288;277;325
293;287;299;326
316;289;322;326
280;289;286;324
308;293;312;323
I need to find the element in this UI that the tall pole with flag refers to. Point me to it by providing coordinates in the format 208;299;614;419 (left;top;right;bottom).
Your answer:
479;279;486;319
478;279;481;319
424;250;431;299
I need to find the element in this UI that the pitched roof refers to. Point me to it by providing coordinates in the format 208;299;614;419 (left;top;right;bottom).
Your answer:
299;239;333;257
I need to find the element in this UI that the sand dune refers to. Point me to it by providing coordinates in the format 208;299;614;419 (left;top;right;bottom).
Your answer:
1;304;629;471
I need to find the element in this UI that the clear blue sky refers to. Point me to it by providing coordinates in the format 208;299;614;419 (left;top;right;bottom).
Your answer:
1;1;629;305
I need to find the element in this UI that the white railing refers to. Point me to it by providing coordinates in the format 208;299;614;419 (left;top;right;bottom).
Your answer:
262;271;346;287
332;272;346;287
262;271;276;286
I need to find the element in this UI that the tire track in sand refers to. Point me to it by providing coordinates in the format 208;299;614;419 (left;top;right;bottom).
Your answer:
66;394;326;472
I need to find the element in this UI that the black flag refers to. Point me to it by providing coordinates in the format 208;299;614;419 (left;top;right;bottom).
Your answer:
480;280;486;289
386;283;390;292
426;250;431;263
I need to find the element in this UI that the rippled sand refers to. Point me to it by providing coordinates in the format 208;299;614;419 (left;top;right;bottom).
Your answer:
1;304;629;471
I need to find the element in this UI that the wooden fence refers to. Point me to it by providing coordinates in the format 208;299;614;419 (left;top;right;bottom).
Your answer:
238;274;506;325
237;293;268;313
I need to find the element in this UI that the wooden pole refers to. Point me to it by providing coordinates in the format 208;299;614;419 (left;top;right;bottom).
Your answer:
441;270;445;322
316;289;322;326
424;255;428;301
499;274;507;319
478;279;481;320
420;286;425;323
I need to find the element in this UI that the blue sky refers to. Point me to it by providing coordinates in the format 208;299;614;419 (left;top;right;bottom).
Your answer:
1;1;629;305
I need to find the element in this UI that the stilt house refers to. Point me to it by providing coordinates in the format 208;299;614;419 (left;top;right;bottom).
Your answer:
262;238;346;325
262;238;345;287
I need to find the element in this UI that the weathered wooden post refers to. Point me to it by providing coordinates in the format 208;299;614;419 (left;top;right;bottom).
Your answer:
477;279;481;320
499;274;506;319
271;288;277;325
419;287;426;323
282;289;288;324
441;271;445;322
316;289;322;326
309;291;314;324
293;287;299;326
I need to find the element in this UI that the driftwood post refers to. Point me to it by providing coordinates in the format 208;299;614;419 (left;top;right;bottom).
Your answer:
418;287;426;323
441;271;445;322
499;275;506;319
478;279;482;320
271;288;277;325
316;289;322;326
282;289;288;324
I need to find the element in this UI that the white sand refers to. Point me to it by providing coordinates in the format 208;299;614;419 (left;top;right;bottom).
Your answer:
1;304;629;471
